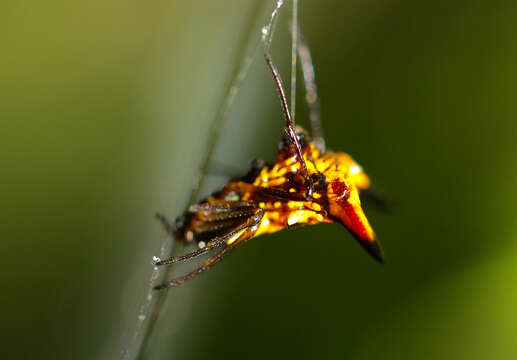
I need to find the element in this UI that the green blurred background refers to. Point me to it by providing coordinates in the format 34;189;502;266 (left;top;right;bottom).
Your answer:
2;0;517;359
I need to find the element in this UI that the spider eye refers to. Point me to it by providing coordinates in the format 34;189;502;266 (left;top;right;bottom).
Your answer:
331;180;349;200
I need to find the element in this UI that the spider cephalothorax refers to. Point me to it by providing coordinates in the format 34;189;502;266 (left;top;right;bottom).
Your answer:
235;128;382;262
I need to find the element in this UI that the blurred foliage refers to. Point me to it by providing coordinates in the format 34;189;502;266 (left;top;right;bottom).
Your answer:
2;0;517;359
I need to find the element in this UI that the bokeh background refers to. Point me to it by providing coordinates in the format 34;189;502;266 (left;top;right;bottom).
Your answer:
3;0;517;359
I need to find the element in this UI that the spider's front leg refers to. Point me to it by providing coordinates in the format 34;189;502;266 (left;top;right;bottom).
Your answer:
264;53;314;200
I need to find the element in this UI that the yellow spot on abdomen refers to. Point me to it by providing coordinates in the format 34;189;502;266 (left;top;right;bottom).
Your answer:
227;229;246;245
287;210;313;226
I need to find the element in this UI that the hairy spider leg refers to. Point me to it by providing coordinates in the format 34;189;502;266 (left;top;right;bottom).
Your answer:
154;208;265;290
155;213;177;237
154;201;259;266
153;242;225;267
265;54;314;200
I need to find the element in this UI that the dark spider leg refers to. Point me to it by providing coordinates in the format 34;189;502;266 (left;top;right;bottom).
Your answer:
153;209;257;266
155;213;177;237
224;182;314;202
192;200;261;230
265;55;314;200
153;240;240;290
253;186;308;202
157;201;257;240
296;26;325;153
154;201;262;266
360;188;391;212
153;241;224;266
153;209;264;290
189;200;256;213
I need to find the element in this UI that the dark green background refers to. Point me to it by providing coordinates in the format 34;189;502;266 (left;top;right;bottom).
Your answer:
3;0;517;359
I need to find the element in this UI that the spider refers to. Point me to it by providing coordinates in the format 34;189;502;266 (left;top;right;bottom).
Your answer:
152;27;383;290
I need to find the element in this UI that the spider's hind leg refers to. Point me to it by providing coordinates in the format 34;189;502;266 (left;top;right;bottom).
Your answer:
153;240;225;266
155;212;178;237
153;207;264;290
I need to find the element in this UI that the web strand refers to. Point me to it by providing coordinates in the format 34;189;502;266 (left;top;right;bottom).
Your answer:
297;26;325;152
262;0;284;55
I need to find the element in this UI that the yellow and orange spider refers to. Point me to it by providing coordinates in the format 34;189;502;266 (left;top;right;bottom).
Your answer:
153;28;383;290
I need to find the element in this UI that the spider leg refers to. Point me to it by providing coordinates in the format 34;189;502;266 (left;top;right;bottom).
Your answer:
264;54;314;199
223;182;309;202
153;209;264;290
360;188;391;212
153;239;242;290
190;200;262;236
152;240;225;266
155;213;177;237
153;203;257;266
188;200;256;213
156;200;258;243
